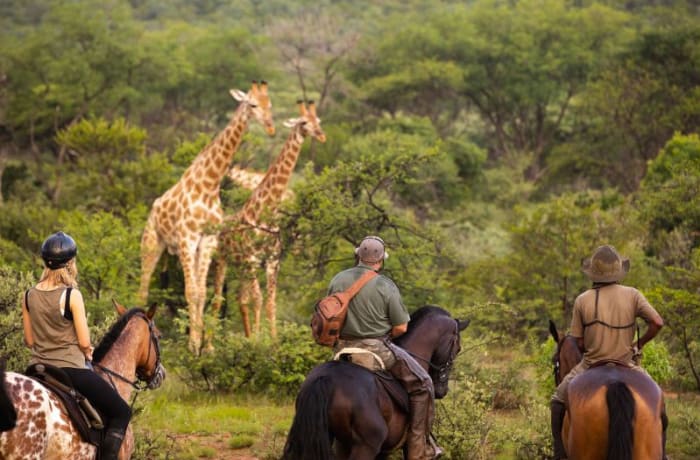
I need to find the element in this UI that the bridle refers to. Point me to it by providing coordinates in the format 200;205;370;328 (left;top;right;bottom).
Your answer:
409;319;461;386
93;313;165;397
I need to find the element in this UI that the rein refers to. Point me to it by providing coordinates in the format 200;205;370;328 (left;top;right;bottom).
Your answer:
91;313;163;408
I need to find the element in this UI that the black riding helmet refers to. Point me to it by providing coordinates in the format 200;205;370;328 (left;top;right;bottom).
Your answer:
41;231;77;269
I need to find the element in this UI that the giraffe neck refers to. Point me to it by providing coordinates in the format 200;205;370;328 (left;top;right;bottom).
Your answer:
240;129;303;224
183;103;250;191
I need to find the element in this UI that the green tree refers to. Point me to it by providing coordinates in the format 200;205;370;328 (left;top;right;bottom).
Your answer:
638;133;700;265
478;191;637;335
545;22;700;193
55;117;175;214
278;127;459;318
637;134;700;390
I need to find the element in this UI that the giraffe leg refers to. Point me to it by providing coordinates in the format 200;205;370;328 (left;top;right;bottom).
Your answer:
179;240;202;353
238;274;254;338
195;234;217;349
251;277;263;335
211;255;227;315
139;211;165;305
264;254;280;338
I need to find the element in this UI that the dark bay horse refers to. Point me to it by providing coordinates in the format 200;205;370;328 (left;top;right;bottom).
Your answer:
0;301;166;460
283;306;470;460
549;320;665;460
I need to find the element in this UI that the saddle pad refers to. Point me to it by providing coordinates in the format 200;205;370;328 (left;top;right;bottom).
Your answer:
25;364;100;445
334;347;385;371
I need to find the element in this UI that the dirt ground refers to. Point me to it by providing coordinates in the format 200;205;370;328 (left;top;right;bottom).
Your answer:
173;433;262;460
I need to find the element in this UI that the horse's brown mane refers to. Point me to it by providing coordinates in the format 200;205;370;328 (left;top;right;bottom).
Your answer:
93;308;146;363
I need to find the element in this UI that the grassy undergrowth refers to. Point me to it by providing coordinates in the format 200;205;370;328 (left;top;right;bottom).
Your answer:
132;377;294;459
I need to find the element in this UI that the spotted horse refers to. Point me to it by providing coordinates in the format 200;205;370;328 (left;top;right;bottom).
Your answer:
0;301;165;460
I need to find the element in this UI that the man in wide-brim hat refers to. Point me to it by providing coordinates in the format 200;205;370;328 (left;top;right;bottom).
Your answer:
581;244;630;283
549;245;667;460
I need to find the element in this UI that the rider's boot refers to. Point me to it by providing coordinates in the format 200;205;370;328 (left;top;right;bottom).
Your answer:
100;428;126;460
550;400;567;460
406;395;433;460
391;359;436;459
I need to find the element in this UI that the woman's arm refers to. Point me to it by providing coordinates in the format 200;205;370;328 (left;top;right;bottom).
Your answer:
69;290;93;360
21;293;34;348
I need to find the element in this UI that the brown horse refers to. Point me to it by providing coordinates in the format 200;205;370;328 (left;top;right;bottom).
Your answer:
0;301;166;460
549;320;666;460
282;306;470;460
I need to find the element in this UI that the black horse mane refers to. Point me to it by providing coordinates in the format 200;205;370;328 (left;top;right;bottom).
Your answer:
408;305;450;329
93;308;146;363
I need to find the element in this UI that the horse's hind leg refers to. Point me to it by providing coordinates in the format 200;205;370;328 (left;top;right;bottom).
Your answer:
342;426;387;460
347;445;383;460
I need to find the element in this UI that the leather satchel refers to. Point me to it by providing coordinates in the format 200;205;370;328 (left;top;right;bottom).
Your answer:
311;269;378;347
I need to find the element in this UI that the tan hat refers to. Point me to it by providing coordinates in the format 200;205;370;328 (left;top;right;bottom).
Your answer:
581;245;630;282
355;236;388;264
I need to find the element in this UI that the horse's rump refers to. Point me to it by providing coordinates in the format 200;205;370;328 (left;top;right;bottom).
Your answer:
0;371;95;459
566;366;664;460
283;361;408;460
0;360;17;431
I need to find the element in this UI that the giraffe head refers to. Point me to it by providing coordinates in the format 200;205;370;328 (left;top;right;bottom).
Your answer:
283;100;326;143
230;80;275;136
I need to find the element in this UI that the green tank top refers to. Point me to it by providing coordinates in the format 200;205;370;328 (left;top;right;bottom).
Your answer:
27;287;86;369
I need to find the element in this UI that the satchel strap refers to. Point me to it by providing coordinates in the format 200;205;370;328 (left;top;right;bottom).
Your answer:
343;269;378;299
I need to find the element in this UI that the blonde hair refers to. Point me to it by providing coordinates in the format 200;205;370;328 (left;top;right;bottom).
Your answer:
39;258;78;288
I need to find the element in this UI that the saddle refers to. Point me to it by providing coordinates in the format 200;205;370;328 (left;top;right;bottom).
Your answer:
25;364;103;445
334;350;410;414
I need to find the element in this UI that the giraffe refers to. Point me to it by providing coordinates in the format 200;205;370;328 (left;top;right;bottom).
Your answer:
139;81;275;352
213;100;326;338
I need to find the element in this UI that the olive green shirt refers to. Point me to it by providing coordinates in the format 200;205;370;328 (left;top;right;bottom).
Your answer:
328;264;410;338
570;284;660;366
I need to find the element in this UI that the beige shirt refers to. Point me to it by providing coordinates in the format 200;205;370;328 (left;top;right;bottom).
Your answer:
26;287;86;369
570;284;659;366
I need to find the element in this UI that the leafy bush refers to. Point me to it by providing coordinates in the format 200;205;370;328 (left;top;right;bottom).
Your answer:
174;321;329;397
434;384;493;459
0;267;34;370
640;340;673;386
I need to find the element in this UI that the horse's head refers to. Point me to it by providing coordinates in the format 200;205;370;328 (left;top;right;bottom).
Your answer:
95;301;166;390
398;306;470;399
549;319;582;386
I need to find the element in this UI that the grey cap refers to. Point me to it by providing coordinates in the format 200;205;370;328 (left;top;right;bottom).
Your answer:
355;236;387;264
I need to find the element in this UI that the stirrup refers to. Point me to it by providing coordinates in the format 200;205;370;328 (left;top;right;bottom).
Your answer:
428;434;444;459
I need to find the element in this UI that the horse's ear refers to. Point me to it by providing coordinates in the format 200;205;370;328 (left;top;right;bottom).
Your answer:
146;303;157;320
549;319;559;343
112;299;127;316
457;319;470;331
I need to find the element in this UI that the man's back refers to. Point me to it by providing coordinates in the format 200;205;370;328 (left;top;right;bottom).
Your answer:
570;284;658;365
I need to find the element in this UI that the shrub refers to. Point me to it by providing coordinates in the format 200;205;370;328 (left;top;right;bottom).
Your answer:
0;267;34;370
173;321;329;397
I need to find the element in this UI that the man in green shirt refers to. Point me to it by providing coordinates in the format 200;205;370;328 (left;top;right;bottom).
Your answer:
550;245;665;460
329;235;442;459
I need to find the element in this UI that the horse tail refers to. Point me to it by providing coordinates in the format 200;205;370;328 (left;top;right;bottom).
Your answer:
606;381;635;460
0;358;17;432
282;375;334;460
